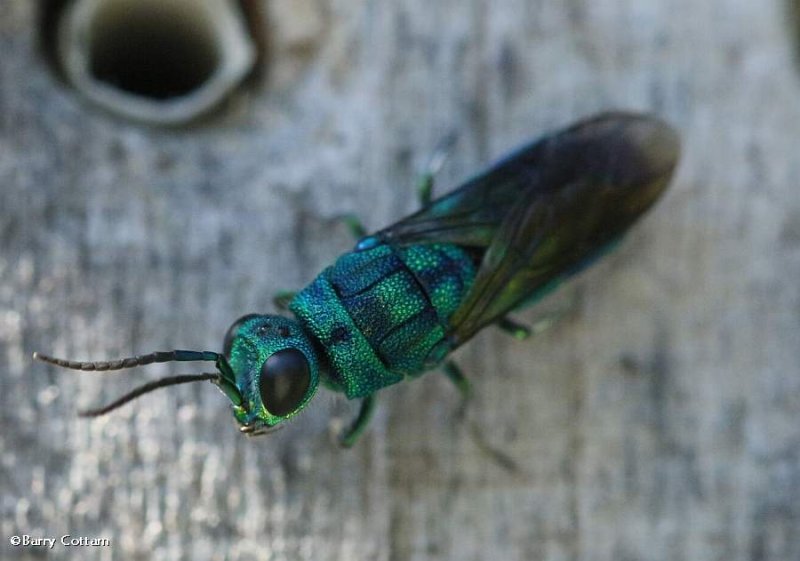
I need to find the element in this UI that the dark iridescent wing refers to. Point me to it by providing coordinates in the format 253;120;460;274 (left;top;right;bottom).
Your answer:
369;112;680;345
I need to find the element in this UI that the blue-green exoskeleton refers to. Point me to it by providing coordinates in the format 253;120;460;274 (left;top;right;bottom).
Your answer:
34;112;680;446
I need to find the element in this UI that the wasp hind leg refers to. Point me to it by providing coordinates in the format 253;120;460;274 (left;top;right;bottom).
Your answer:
339;394;377;448
495;317;533;340
495;307;576;340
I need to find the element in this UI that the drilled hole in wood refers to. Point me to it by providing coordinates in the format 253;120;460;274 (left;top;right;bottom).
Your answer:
87;1;221;99
40;0;260;125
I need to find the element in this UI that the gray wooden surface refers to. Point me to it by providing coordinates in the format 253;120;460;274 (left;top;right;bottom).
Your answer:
2;1;800;560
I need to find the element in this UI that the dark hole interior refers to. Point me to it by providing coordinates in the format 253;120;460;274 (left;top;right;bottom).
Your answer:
88;1;220;100
791;0;800;74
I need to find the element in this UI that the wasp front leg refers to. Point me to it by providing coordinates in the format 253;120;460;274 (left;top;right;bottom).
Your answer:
339;394;377;447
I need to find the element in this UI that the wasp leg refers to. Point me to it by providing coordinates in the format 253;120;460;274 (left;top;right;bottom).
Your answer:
416;172;435;207
443;360;471;400
496;308;574;340
442;361;520;472
272;291;297;311
467;422;521;474
495;317;533;340
416;133;458;207
335;214;367;240
339;394;377;447
442;359;473;421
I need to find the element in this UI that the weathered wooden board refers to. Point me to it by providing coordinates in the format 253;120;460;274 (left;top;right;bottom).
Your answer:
2;1;799;560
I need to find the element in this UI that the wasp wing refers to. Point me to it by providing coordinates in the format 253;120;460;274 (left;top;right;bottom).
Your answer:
369;112;680;346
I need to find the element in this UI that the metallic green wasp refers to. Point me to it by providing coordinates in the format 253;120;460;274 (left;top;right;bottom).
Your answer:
35;112;680;446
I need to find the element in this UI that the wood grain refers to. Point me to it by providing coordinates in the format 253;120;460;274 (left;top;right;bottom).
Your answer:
2;1;799;560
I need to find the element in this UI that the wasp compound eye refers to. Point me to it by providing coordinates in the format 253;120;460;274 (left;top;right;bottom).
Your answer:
259;349;311;417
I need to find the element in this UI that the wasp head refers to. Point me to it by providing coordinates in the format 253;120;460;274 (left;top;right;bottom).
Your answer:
222;314;321;436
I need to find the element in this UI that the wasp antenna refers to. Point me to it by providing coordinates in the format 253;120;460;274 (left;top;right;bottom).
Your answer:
78;373;220;417
33;350;220;372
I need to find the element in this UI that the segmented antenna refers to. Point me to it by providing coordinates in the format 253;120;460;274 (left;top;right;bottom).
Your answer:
78;373;220;417
33;350;233;417
32;350;219;371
